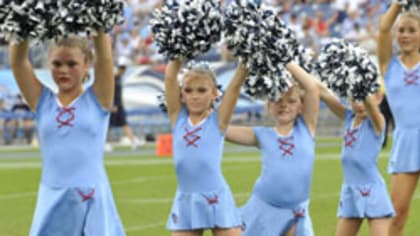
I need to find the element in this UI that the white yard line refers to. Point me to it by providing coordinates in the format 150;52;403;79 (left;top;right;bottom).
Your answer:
0;153;391;170
125;222;166;232
0;191;37;200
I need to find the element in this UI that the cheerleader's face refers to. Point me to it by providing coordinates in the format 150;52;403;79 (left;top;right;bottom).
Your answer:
396;17;420;53
351;101;367;118
49;46;89;93
182;73;217;115
268;87;303;125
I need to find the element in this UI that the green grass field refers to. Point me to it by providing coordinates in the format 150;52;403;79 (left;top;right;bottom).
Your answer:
0;138;419;236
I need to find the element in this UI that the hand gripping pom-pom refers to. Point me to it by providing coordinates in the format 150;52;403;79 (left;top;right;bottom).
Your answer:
393;0;420;12
224;0;298;100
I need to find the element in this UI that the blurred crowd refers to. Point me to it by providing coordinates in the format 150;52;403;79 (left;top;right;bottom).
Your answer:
0;0;387;68
0;0;389;145
111;0;387;65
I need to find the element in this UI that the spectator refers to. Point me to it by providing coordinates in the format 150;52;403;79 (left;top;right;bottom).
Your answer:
106;57;144;152
10;95;35;145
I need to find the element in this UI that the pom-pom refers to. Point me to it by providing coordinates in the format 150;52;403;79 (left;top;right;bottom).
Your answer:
58;0;124;35
224;0;298;101
0;0;55;42
0;0;124;42
316;38;380;101
150;0;223;60
393;0;420;11
244;66;293;101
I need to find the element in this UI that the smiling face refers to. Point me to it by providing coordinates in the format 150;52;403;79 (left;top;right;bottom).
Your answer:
181;71;217;116
396;14;420;54
268;86;303;125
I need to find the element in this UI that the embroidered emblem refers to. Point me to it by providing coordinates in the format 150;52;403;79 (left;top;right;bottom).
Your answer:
278;136;294;156
183;127;202;147
344;128;358;147
404;69;419;86
56;107;76;128
293;208;305;218
77;189;95;202
202;194;219;205
359;187;371;197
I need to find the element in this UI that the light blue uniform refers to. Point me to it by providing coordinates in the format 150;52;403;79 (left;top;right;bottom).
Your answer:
167;107;241;231
384;55;420;173
29;86;125;236
240;116;315;236
338;109;395;218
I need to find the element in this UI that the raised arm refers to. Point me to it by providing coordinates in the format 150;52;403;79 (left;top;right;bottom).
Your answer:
364;94;385;135
316;80;346;120
286;62;319;135
93;31;115;109
9;40;43;111
226;126;257;146
377;3;401;74
217;61;248;131
164;59;183;126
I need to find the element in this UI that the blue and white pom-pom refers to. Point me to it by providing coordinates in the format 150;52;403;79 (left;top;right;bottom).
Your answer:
316;38;380;101
0;0;124;43
0;0;58;42
224;0;298;101
150;0;223;60
244;66;294;101
58;0;124;35
393;0;420;11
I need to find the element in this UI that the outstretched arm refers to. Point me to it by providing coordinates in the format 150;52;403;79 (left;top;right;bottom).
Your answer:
377;3;401;74
364;94;385;135
9;40;43;111
286;62;319;136
164;59;183;126
93;31;115;109
226;126;257;146
218;61;248;131
316;80;346;120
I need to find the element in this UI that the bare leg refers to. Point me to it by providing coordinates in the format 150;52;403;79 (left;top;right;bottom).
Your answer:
285;224;296;236
172;229;203;236
368;218;391;236
212;227;242;236
389;172;419;236
336;218;363;236
122;124;136;143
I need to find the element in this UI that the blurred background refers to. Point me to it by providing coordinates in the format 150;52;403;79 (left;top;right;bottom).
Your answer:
0;0;386;147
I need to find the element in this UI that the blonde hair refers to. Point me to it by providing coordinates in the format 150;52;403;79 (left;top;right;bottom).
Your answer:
48;35;94;82
400;11;420;26
182;61;217;89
